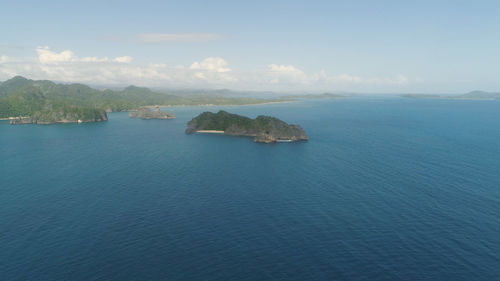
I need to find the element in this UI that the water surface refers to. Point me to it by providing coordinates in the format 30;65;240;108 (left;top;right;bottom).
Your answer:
1;98;500;280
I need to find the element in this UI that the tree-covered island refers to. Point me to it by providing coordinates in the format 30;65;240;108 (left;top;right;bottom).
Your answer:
185;110;308;143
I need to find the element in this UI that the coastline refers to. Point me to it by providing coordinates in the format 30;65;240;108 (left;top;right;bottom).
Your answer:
142;100;294;109
2;100;293;122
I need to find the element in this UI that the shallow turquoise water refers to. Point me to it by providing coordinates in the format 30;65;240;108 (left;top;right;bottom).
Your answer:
1;97;500;280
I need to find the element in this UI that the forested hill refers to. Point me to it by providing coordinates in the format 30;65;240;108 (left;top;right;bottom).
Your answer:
0;76;286;119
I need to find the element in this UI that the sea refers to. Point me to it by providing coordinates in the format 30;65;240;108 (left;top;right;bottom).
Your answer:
1;97;500;280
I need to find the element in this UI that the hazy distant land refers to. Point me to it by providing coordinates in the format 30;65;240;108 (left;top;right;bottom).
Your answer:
280;93;345;99
401;91;500;100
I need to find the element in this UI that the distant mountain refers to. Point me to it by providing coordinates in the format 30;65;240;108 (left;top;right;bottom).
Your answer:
400;94;442;99
0;76;288;123
458;91;500;99
401;91;500;100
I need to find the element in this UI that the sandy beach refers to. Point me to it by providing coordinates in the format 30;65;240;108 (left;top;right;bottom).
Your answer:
196;130;225;134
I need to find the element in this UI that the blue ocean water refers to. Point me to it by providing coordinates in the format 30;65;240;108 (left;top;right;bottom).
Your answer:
1;97;500;280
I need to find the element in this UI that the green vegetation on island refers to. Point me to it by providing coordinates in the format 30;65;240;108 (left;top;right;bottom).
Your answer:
129;106;175;119
9;106;107;125
185;110;308;143
0;76;109;124
0;76;289;124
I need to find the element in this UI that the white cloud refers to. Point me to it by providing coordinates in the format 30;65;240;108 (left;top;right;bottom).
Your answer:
0;47;239;86
139;33;221;43
268;64;308;84
265;64;410;88
330;74;409;85
190;57;231;73
335;74;363;83
269;64;305;75
37;47;76;63
36;46;110;64
79;57;109;63
188;57;237;84
0;47;412;90
113;56;133;63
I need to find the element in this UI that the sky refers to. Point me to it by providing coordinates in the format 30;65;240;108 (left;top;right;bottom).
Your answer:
1;0;499;93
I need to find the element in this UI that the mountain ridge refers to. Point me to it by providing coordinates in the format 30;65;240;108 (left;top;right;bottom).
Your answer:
0;76;288;123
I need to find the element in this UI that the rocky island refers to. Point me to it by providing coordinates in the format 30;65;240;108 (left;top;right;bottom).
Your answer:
185;110;308;143
129;107;175;119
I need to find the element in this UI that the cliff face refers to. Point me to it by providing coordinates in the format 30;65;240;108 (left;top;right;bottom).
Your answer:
10;108;107;125
186;111;308;143
129;107;175;119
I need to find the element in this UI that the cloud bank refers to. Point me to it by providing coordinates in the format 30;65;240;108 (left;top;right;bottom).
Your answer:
0;47;412;91
36;47;133;64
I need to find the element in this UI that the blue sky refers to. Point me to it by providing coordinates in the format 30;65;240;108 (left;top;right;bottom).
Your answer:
1;0;499;92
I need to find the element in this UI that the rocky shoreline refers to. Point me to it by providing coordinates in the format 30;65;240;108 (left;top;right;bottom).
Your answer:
9;115;108;125
8;109;108;125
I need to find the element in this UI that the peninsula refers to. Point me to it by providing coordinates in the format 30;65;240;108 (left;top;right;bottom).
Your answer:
129;107;175;119
0;76;289;125
185;110;308;143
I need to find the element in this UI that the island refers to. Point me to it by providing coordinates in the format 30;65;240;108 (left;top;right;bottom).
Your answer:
185;110;308;143
129;106;175;119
